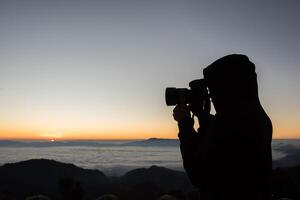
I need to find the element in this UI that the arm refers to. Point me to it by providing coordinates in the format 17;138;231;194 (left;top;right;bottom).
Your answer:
178;117;202;186
173;105;213;187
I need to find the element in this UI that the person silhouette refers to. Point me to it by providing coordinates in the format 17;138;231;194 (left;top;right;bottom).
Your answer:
173;54;272;200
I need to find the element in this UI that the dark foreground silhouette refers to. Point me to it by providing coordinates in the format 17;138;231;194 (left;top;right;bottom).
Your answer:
173;55;272;200
0;159;299;200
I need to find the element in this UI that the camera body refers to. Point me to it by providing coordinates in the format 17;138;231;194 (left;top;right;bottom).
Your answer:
165;79;209;106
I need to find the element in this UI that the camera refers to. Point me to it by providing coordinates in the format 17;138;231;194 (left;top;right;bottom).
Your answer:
165;79;209;106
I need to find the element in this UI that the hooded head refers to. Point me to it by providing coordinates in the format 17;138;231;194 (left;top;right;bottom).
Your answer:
203;54;259;113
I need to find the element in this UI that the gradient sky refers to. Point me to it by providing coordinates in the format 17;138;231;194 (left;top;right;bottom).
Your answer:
0;0;299;140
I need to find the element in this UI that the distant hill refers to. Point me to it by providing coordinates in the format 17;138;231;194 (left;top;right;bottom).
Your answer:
121;138;179;147
0;138;180;147
1;139;299;149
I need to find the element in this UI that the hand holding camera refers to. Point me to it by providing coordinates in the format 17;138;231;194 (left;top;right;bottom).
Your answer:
172;105;191;122
166;79;211;124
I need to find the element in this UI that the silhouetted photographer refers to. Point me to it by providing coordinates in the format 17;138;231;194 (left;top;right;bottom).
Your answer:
166;54;272;200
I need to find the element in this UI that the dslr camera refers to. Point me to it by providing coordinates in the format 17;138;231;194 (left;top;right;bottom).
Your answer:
165;79;210;113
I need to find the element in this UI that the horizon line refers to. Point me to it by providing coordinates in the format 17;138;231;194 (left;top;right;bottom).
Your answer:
0;137;300;141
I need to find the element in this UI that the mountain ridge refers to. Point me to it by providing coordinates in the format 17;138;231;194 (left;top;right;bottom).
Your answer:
1;159;299;199
0;159;191;199
0;138;180;147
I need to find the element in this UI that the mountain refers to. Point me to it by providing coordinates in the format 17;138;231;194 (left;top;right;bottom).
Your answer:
0;159;192;200
118;165;192;200
0;159;110;199
0;159;190;200
0;140;25;146
0;138;179;148
121;165;192;191
1;139;298;149
0;159;299;200
122;138;179;147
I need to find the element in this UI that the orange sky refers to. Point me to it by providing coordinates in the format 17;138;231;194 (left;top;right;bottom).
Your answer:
0;118;179;140
0;117;299;140
0;129;178;140
0;99;299;140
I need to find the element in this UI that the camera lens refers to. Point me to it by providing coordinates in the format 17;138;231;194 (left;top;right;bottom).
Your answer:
165;87;178;106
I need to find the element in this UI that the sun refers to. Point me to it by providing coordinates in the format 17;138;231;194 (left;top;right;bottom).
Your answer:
40;132;64;140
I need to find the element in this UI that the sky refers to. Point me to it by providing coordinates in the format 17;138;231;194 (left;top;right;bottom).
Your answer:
0;0;299;140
